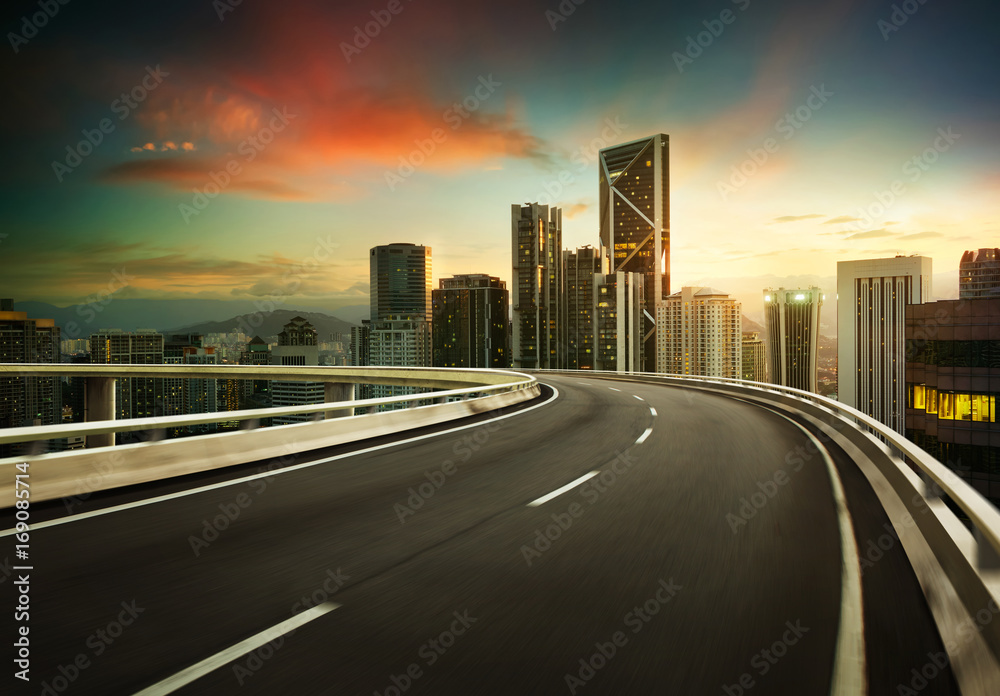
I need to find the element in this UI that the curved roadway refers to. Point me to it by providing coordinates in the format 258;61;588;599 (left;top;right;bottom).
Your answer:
2;375;958;694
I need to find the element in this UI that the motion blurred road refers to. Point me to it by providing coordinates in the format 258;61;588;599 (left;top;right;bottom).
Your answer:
3;375;957;694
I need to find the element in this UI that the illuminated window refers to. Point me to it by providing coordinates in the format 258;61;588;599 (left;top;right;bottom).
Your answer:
939;392;955;420
925;388;938;415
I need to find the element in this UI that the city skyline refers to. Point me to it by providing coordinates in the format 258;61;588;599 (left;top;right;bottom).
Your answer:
2;0;997;319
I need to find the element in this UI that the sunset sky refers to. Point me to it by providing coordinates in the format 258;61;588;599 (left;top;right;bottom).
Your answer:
2;0;997;322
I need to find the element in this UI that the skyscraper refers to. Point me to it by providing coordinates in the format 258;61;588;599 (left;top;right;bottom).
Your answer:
741;331;767;382
595;271;645;372
599;134;670;369
0;300;61;455
838;256;932;432
370;243;432;322
511;203;564;369
960;248;1000;298
432;274;509;368
239;335;272;411
655;287;741;378
763;288;823;392
271;317;324;426
564;247;603;370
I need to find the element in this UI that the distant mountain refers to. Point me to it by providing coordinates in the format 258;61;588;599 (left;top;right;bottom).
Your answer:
13;300;356;340
741;315;764;333
167;309;355;340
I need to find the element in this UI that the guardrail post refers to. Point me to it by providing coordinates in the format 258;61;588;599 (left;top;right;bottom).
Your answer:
324;382;354;419
85;376;116;448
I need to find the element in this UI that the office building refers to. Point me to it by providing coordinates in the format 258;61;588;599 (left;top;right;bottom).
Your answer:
838;256;932;433
763;288;823;392
239;335;272;410
432;274;509;368
741;331;767;382
271;317;324;426
599;134;670;369
88;329;164;422
960;248;1000;298
905;298;1000;504
0;300;61;456
512;203;564;369
595;271;645;372
564;247;603;370
656;287;741;378
370;243;432;322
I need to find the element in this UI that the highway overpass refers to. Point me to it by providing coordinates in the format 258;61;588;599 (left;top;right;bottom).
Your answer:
2;366;999;694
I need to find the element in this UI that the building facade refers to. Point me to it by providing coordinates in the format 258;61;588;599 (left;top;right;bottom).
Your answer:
271;317;324;426
512;203;564;369
88;329;164;422
656;287;741;378
905;298;1000;505
837;256;932;433
432;274;509;368
564;247;603;370
599;134;670;369
0;300;61;455
742;331;767;382
763;288;824;393
960;248;1000;298
595;271;645;373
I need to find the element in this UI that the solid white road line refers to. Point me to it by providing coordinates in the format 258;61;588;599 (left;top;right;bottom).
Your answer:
527;472;600;507
133;602;340;695
0;386;562;537
635;427;653;445
633;395;644;401
649;407;657;417
743;401;866;696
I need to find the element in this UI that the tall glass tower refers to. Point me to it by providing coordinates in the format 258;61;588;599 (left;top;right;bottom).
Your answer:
599;134;670;370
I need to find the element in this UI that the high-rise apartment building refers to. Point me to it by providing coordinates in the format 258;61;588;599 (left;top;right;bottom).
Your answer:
905;297;1000;505
838;256;932;432
512;203;564;369
655;287;741;378
599;134;670;369
763;288;823;393
564;247;603;370
741;331;767;382
271;317;324;426
595;271;645;372
0;300;61;455
432;274;509;368
960;248;1000;298
88;329;164;421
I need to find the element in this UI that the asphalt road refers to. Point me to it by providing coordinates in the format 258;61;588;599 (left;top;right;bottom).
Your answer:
2;375;957;695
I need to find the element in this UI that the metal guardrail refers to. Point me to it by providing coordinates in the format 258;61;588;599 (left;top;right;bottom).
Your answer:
534;369;1000;572
0;364;537;448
